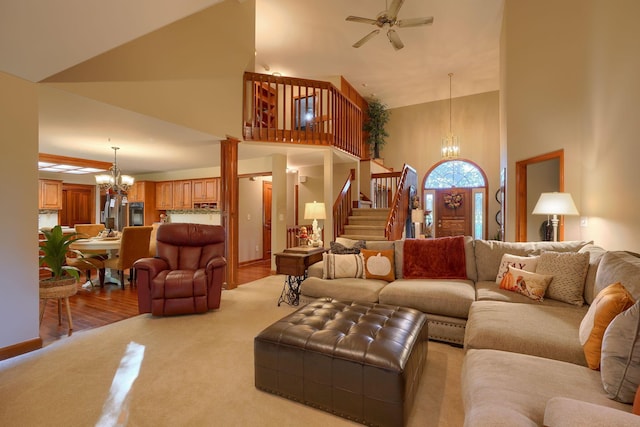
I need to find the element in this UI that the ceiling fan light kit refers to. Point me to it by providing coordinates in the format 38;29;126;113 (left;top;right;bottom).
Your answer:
346;0;433;50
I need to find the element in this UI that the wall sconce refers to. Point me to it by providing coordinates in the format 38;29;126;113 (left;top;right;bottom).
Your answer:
532;192;579;241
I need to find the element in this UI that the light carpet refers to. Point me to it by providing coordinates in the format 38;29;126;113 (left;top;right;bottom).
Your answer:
0;275;464;426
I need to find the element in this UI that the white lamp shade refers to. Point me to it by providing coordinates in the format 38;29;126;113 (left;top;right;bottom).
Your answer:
532;192;579;216
304;201;326;220
411;209;424;223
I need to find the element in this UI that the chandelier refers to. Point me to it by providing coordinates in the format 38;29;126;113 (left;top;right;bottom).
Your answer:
441;73;460;159
95;146;134;192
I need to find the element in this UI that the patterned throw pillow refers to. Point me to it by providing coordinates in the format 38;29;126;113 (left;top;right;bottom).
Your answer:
495;254;540;284
322;253;365;279
579;283;635;370
330;240;365;254
361;249;395;282
536;251;590;306
499;266;553;301
601;300;640;403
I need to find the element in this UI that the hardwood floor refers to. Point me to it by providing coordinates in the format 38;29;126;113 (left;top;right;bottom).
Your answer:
39;259;274;346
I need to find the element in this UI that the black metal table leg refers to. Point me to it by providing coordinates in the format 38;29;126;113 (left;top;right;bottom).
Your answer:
277;274;305;306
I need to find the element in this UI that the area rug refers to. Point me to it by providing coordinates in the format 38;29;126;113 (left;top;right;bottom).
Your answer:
0;275;464;426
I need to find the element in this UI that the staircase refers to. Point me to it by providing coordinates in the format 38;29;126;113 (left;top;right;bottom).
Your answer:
339;208;389;241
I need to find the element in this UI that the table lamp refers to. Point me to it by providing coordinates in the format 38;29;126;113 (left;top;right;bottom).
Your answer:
304;201;326;247
532;192;579;241
411;209;424;238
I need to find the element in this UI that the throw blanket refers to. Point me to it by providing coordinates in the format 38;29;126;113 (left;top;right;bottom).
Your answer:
403;236;467;280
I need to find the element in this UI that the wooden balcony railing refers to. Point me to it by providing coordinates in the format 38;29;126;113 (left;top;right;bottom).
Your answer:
384;164;417;241
243;72;365;158
333;169;356;240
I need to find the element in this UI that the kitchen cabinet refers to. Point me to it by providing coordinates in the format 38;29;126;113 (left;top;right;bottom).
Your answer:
155;181;173;209
127;181;157;225
173;180;192;210
192;178;219;206
39;179;63;210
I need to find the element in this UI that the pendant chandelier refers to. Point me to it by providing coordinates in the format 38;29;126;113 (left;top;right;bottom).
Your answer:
95;146;134;193
441;73;460;159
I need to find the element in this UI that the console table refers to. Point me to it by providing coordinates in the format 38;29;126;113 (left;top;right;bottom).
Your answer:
274;246;326;306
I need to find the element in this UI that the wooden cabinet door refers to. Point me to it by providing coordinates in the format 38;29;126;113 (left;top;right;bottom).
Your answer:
193;178;219;202
173;180;192;209
155;181;173;209
39;180;63;210
127;181;143;202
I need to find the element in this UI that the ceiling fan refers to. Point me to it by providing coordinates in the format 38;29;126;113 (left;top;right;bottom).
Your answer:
346;0;434;50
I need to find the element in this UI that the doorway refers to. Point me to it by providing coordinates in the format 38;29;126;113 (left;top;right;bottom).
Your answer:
262;181;272;260
515;150;564;242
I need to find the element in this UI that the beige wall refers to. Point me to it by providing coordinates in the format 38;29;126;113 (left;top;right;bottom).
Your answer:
0;72;39;348
384;91;501;238
503;0;640;252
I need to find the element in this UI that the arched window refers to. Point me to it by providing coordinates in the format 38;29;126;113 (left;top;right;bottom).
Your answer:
423;160;488;239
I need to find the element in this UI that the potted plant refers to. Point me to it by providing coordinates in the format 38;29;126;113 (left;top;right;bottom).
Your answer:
39;225;82;298
363;98;390;159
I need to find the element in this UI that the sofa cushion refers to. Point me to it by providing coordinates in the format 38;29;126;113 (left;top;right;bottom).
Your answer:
322;253;364;279
464;300;589;366
537;251;589;306
498;267;553;302
544;397;639;427
300;276;386;303
476;280;581;307
461;349;631;427
495;254;539;284
579;283;635;370
361;248;395;282
402;236;467;279
596;251;640;301
601;299;640;403
378;278;475;319
579;244;608;305
474;239;590;282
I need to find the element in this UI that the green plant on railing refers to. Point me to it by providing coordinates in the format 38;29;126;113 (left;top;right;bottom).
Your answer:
363;98;390;159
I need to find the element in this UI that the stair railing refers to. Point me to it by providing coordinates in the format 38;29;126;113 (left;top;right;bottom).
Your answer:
333;169;356;240
384;164;417;240
370;171;402;208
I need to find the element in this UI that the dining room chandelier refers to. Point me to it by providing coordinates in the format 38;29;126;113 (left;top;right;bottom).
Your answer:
95;146;134;192
441;73;460;159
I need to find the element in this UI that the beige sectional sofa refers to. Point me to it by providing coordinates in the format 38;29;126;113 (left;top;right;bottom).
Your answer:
299;237;640;425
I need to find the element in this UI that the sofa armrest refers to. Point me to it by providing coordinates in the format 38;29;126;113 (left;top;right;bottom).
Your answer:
133;257;169;313
544;397;636;426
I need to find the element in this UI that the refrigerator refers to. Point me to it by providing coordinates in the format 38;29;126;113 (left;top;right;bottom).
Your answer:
102;192;128;231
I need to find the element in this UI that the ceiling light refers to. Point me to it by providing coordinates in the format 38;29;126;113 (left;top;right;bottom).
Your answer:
95;146;134;193
441;73;460;159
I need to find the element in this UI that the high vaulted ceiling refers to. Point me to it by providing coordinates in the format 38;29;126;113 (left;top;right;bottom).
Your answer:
0;0;503;174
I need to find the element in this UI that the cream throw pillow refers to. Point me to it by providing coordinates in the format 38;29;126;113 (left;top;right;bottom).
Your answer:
495;254;540;284
499;266;553;301
322;253;365;279
579;283;635;370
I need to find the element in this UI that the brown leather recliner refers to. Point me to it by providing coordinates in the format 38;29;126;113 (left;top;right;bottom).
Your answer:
133;223;226;316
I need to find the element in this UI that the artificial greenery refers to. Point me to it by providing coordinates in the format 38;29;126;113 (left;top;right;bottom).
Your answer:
363;98;390;159
39;225;81;281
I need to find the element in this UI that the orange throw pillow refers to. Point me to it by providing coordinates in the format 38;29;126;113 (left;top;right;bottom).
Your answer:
579;282;635;370
361;249;395;282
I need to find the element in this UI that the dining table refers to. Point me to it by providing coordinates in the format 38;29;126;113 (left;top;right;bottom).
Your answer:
70;237;122;288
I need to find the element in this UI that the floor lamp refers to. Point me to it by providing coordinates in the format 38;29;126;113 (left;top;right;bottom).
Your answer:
532;192;579;242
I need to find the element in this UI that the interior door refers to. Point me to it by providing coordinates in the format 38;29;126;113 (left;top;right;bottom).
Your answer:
262;181;272;260
435;188;472;237
61;184;95;227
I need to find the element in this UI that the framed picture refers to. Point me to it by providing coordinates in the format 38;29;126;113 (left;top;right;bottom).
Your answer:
294;94;316;130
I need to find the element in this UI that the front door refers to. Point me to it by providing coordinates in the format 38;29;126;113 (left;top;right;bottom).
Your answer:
435;188;472;237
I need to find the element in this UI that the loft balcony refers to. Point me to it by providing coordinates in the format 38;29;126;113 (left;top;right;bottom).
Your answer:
243;72;365;159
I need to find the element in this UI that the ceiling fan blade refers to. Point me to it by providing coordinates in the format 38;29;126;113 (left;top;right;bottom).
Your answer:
387;29;404;50
353;29;381;48
387;0;405;20
397;16;434;28
346;16;379;26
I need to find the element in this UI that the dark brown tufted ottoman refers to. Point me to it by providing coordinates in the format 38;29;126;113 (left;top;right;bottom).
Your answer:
254;298;429;427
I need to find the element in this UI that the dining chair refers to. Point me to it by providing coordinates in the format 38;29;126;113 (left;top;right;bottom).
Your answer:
66;223;107;287
104;226;153;289
148;222;161;257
